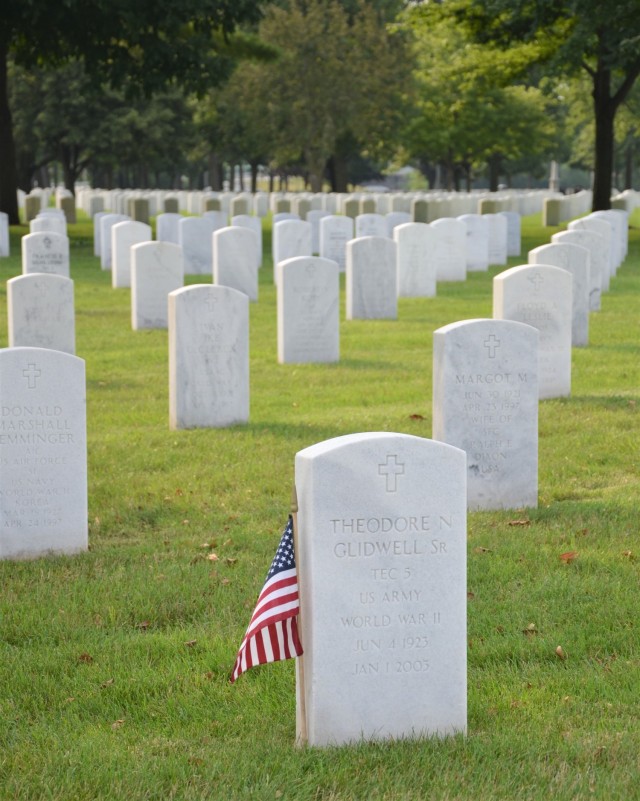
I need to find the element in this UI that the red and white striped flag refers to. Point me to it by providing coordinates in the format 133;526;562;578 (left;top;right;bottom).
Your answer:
230;516;303;683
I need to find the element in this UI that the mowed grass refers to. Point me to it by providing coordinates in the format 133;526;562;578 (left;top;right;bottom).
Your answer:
0;208;639;801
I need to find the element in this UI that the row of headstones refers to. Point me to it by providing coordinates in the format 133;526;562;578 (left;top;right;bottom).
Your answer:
76;186;556;221
432;207;629;514
0;215;627;747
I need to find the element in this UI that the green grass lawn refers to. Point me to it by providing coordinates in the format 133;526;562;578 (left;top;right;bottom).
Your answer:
0;209;639;800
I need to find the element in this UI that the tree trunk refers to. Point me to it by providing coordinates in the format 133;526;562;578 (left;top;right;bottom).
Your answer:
250;160;259;193
625;142;633;190
488;153;501;192
591;64;614;210
0;45;20;223
329;153;348;193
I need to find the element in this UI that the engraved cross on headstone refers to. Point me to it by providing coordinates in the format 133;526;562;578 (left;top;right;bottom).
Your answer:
528;271;544;291
204;293;219;313
378;454;405;493
484;334;501;359
23;363;42;389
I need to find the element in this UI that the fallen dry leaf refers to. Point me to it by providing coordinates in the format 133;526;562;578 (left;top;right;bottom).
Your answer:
622;550;634;560
207;553;219;562
101;678;114;688
111;719;125;730
409;413;425;420
467;591;475;600
184;640;197;648
556;645;567;661
559;551;578;564
523;623;538;635
508;519;530;527
224;557;238;566
203;671;214;680
78;652;93;664
473;546;492;553
136;621;150;630
221;578;231;586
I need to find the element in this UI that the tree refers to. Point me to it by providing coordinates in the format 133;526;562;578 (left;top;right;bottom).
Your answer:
403;7;558;190
452;0;640;209
1;0;267;222
236;0;411;191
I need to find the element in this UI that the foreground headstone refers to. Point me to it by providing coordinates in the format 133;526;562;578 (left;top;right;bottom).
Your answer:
528;243;590;347
276;256;339;363
493;264;572;399
168;285;249;429
432;319;538;510
21;232;70;278
0;347;87;559
346;237;397;320
7;274;75;354
295;431;467;746
131;242;183;330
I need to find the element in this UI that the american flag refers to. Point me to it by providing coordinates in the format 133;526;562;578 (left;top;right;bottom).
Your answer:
230;516;303;683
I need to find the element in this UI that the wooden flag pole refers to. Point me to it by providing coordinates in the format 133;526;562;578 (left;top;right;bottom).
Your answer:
291;483;308;746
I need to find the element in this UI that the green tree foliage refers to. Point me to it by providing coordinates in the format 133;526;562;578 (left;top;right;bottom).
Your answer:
0;0;268;222
9;61;197;192
215;0;412;191
451;0;640;209
403;5;559;190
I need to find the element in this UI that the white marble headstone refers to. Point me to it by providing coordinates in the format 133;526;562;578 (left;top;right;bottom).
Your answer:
355;213;387;239
432;218;467;281
231;215;262;268
485;213;508;266
394;222;436;298
433;319;538;510
112;220;152;288
499;211;521;257
131;242;184;330
528;243;590;346
0;347;87;560
295;431;467;746
276;256;339;363
493;264;572;399
551;229;603;311
8;274;75;354
319;215;353;272
346;236;397;320
179;215;225;275
213;226;259;302
99;214;129;270
21;232;70;278
385;212;412;238
156;212;182;245
273;219;312;283
457;214;489;272
168;284;249;429
567;217;612;290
